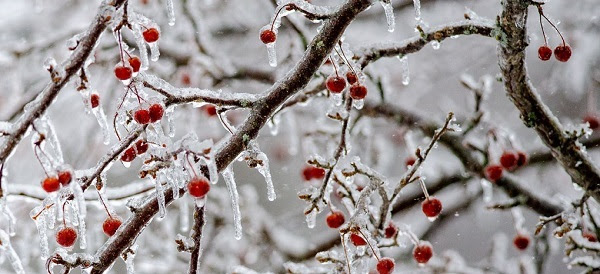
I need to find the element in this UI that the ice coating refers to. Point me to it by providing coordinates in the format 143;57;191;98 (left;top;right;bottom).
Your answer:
222;167;242;240
91;100;111;145
398;55;410;85
156;172;167;219
0;230;25;274
266;43;277;67
166;0;175;26
380;1;395;32
413;0;421;21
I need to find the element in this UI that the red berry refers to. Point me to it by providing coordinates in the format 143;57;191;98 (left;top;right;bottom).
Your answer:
326;211;345;229
583;231;598;242
513;234;530;250
134;109;151;124
538;46;552;61
205;105;217;117
90;94;100;108
485;164;503;182
149;104;164;123
102;217;122;237
128;56;141;72
114;66;132;81
422;197;442;218
516;151;528;167
349;84;368;100
346;72;358;85
376;257;395;274
143;28;160;43
301;166;326;181
413;242;433;264
42;177;60;193
326;76;346;93
350;233;367;246
181;73;191;85
58;171;72;186
121;147;136;162
584;114;600;130
554;45;572;62
56;227;77;247
405;156;416;167
187;177;210;198
384;222;398;238
500;151;518;170
135;139;149;154
260;29;276;44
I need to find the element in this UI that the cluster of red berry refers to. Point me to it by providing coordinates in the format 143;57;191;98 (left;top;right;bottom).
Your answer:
121;139;149;162
41;170;72;193
536;5;571;62
301;165;326;181
55;216;123;248
485;150;528;182
133;103;164;125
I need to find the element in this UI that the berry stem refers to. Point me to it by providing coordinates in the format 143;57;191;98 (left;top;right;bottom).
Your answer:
113;87;131;142
358;229;380;261
31;203;55;220
97;190;113;219
117;30;125;65
34;146;50;177
537;6;566;46
418;178;430;200
330;57;339;77
186;152;198;178
62;201;68;227
270;4;291;32
339;233;352;274
537;7;548;46
335;44;358;77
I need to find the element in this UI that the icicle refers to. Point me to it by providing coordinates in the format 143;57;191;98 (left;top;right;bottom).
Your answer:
256;151;276;201
180;200;189;232
268;115;280;136
305;210;317;229
398;55;410;85
166;106;176;137
91;102;111;145
149;41;160;62
199;156;218;184
352;99;364;110
131;23;149;71
0;230;25;274
166;0;176;26
380;1;395;32
266;43;277;67
413;0;421;21
125;244;138;274
30;207;49;259
0;197;16;236
155;175;167;219
222;167;242;240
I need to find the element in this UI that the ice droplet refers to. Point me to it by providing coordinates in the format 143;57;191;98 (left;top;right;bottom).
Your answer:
149;41;160;62
222;167;242;240
166;0;176;26
431;40;440;50
155;174;167;219
380;1;395;32
255;148;276;201
305;210;317;229
398;55;410;85
266;43;277;67
352;99;364;110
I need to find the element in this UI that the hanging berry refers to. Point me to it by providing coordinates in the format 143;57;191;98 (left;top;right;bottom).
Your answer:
134;109;151;125
128;56;141;73
56;227;78;247
554;45;572;62
135;139;149;154
376;257;395;274
326;211;345;229
121;147;137;162
422;197;442;218
350;233;367;246
405;156;416;167
346;71;358;85
349;84;368;100
58;171;72;186
384;222;398;238
485;164;503;182
499;151;518;170
143;28;160;43
513;234;530;250
516;151;528;167
187;177;211;198
90;94;100;108
538;46;552;61
41;177;60;193
103;217;123;237
326;75;346;94
149;104;164;123
413;242;433;264
114;65;132;81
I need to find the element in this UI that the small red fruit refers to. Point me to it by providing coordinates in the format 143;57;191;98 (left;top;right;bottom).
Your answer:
121;147;136;162
513;234;530;250
114;66;132;81
143;28;160;43
584;114;600;130
538;46;552;61
422;197;442;218
583;231;598;242
134;109;151;124
350;233;367;246
187;177;210;198
149;104;164;123
102;217;122;236
326;76;346;93
485;164;503;182
301;166;326;181
376;257;395;274
326;211;345;229
260;29;276;44
90;94;100;108
500;151;518;170
516;151;528;167
42;177;60;193
384;222;398;238
413;242;433;264
346;72;358;85
128;56;141;72
405;156;416;167
349;84;367;100
205;105;217;117
58;171;72;186
554;45;572;62
56;227;78;247
135;139;149;154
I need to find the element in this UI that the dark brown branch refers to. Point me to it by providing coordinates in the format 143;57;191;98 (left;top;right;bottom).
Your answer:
188;205;206;274
498;0;600;203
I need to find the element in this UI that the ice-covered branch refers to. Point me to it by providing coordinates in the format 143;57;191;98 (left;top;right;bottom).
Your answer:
188;205;205;274
498;0;600;203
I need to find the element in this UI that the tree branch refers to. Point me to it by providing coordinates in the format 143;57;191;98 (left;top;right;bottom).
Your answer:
188;205;205;274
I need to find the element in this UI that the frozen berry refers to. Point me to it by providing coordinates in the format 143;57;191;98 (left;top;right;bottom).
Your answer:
260;29;276;44
485;164;503;182
349;84;367;100
326;211;345;229
413;242;433;264
181;73;191;85
58;171;72;186
114;66;132;81
149;104;164;123
56;227;77;247
102;217;122;236
121;147;136;162
326;76;346;93
516;151;528;167
346;72;358;85
350;233;367;246
90;94;100;108
384;222;398;238
187;177;210;198
128;56;141;72
405;156;416;167
583;231;598;242
376;257;395;274
42;177;60;193
135;139;149;154
513;234;530;250
554;45;572;62
301;166;325;181
134;109;151;124
500;151;518;170
584;114;600;130
538;46;552;61
205;105;217;117
422;197;442;218
143;28;160;43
